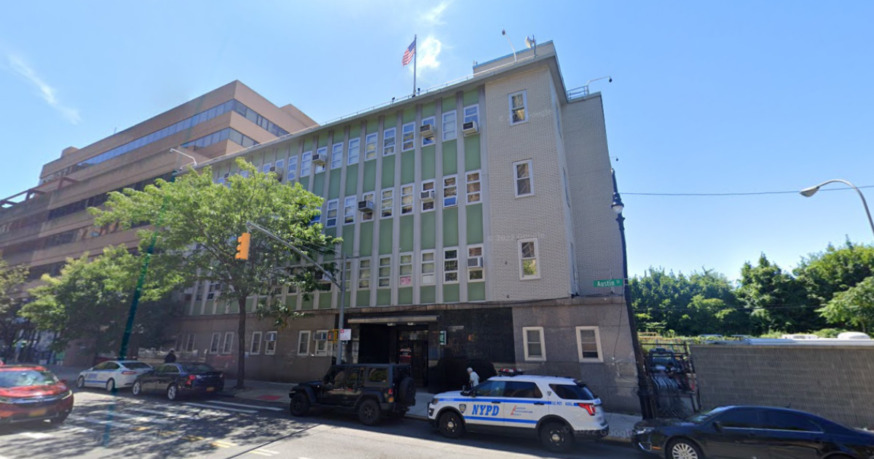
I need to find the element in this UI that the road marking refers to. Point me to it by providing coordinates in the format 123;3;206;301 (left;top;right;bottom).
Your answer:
248;449;279;456
69;415;133;429
94;410;173;424
126;407;196;419
21;432;53;439
184;435;204;442
60;426;94;433
205;400;284;412
184;402;257;414
212;440;238;448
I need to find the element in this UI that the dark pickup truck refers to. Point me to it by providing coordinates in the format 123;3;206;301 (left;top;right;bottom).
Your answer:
289;363;416;425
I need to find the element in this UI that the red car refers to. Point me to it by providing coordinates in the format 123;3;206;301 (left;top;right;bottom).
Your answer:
0;365;74;425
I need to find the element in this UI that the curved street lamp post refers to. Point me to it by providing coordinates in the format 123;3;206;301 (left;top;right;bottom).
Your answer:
800;179;874;238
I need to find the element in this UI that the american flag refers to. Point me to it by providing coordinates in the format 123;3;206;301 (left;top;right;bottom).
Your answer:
402;38;416;66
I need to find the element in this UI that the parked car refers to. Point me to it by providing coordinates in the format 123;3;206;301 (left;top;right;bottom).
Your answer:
289;363;416;425
131;362;224;400
76;360;153;391
428;374;609;453
633;405;874;459
0;364;74;425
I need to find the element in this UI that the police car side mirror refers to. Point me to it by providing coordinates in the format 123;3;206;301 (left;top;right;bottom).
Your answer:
461;389;472;397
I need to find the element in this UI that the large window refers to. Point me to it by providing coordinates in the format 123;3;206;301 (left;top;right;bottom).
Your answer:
523;327;546;361
221;332;234;354
444;248;459;283
421;116;435;147
300;151;312;177
378;256;392;288
421;180;435;212
442;110;457;141
399;253;413;287
326;199;339;227
463;104;479;125
468;245;484;282
365;133;378;160
421;250;436;285
347;138;360;165
519;238;540;280
331;143;344;169
383;127;396;156
401;184;414;215
402;122;415;151
358;259;372;289
381;188;394;218
509;90;528;125
274;160;284;181
265;331;277;355
344;196;356;225
250;331;262;354
443;176;457;207
513;160;533;197
297;331;310;356
287;155;298;182
209;333;221;354
576;327;603;362
466;171;481;204
315;330;329;356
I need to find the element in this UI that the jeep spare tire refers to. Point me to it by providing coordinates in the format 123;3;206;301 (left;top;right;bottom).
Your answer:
398;376;416;406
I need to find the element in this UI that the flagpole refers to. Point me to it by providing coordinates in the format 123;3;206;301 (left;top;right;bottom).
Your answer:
412;34;417;97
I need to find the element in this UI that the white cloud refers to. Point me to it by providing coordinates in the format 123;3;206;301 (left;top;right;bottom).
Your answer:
7;54;81;125
421;1;451;26
417;36;443;71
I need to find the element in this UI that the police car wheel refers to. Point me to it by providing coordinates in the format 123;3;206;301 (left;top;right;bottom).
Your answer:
540;421;574;453
76;376;85;389
438;411;464;438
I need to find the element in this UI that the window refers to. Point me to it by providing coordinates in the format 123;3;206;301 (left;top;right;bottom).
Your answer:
344;196;356;225
399;253;413;286
504;381;542;399
401;122;415;151
717;409;764;429
519;238;540;279
326;199;339;227
576;326;603;362
358;259;372;289
346;138;360;165
378;256;391;288
274;160;284;181
222;332;234;354
361;191;375;222
443;175;457;207
297;331;310;356
315;329;329;356
331;142;343;169
344;261;352;291
421;180;435;212
300;151;312;177
261;163;272;174
315;147;327;173
514;160;533;197
287;155;298;181
209;333;221;354
442;110;457;141
421;250;435;285
365;133;378;160
549;383;597;401
466;171;481;204
444;248;459;283
265;331;277;355
762;410;822;432
509;91;528;124
463;104;479;125
472;380;506;397
380;188;393;218
401;184;414;215
468;245;484;281
523;327;546;361
421;116;435;147
186;334;196;352
383;127;396;156
250;331;262;354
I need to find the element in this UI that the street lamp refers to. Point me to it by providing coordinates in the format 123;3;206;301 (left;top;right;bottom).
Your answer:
611;169;655;419
800;179;874;238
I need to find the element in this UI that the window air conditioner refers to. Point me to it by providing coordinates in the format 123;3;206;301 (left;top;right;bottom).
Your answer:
462;121;479;136
420;190;435;202
358;200;375;212
419;124;435;138
467;256;484;268
312;153;327;166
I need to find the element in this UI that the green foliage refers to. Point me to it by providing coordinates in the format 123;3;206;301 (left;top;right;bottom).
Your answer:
796;240;874;307
0;257;28;360
736;254;814;333
818;275;874;333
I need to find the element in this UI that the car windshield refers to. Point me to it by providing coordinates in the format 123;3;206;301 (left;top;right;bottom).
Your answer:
686;406;731;423
181;364;215;373
0;370;59;388
122;362;151;369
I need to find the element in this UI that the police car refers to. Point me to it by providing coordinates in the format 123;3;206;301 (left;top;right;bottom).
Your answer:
428;374;608;452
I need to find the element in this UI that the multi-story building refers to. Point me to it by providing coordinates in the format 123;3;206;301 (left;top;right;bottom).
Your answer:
0;81;316;365
179;42;640;412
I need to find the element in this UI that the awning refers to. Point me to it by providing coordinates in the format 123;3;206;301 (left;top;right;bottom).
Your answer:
348;315;438;324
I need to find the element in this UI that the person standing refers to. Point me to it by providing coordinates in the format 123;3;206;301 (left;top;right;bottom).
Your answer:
164;349;177;363
467;367;480;388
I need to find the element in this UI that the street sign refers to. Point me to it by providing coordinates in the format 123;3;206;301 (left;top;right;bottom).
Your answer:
339;329;351;341
594;278;624;288
439;330;446;346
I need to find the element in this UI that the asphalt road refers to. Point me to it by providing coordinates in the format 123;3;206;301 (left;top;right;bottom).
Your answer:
0;389;648;459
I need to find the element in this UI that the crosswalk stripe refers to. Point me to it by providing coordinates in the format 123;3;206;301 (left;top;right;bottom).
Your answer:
21;432;53;439
94;410;173;424
184;402;257;414
205;400;284;412
211;440;238;448
249;449;279;456
126;407;196;419
69;415;133;428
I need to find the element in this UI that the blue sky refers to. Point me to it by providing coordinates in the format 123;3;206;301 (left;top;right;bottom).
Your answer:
2;1;872;281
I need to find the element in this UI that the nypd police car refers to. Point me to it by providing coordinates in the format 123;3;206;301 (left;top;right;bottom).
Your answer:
428;374;609;452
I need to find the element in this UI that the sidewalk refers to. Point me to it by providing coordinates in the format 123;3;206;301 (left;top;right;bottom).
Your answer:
47;365;638;443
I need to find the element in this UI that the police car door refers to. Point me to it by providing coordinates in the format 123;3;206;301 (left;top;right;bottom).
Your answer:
501;380;548;430
463;380;508;428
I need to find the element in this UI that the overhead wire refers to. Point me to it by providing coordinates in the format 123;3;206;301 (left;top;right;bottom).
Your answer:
622;185;874;197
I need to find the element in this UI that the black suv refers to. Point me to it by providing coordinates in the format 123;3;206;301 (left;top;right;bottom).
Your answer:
289;363;416;425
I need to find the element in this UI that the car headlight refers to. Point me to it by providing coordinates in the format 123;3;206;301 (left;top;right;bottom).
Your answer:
430;398;439;405
0;396;12;403
634;426;654;435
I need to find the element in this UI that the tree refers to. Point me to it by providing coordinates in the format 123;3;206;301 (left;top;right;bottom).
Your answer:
736;254;812;333
91;159;338;388
21;246;177;358
818;275;874;332
795;240;874;308
0;257;28;361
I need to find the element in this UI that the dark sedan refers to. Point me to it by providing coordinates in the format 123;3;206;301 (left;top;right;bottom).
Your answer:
634;405;874;459
0;365;74;425
131;362;224;401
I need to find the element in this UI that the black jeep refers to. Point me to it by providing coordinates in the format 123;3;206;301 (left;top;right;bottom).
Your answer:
289;363;416;425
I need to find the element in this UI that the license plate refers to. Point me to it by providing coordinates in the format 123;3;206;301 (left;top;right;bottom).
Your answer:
206;387;215;392
29;408;47;417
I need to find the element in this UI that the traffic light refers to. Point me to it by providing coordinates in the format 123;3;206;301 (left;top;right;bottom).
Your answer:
235;232;251;260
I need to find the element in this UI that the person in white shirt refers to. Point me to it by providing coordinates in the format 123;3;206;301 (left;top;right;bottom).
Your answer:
467;367;480;388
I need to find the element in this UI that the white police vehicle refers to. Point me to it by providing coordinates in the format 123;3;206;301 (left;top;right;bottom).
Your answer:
428;374;609;452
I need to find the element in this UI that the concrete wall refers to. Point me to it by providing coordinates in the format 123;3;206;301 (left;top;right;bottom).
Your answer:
692;345;874;428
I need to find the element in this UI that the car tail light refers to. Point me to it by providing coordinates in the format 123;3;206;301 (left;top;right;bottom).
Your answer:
577;402;596;416
121;371;137;375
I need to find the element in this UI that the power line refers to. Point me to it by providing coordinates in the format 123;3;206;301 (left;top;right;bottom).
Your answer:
624;185;874;197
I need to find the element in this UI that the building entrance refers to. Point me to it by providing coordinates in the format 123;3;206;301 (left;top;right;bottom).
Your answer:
357;324;429;386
